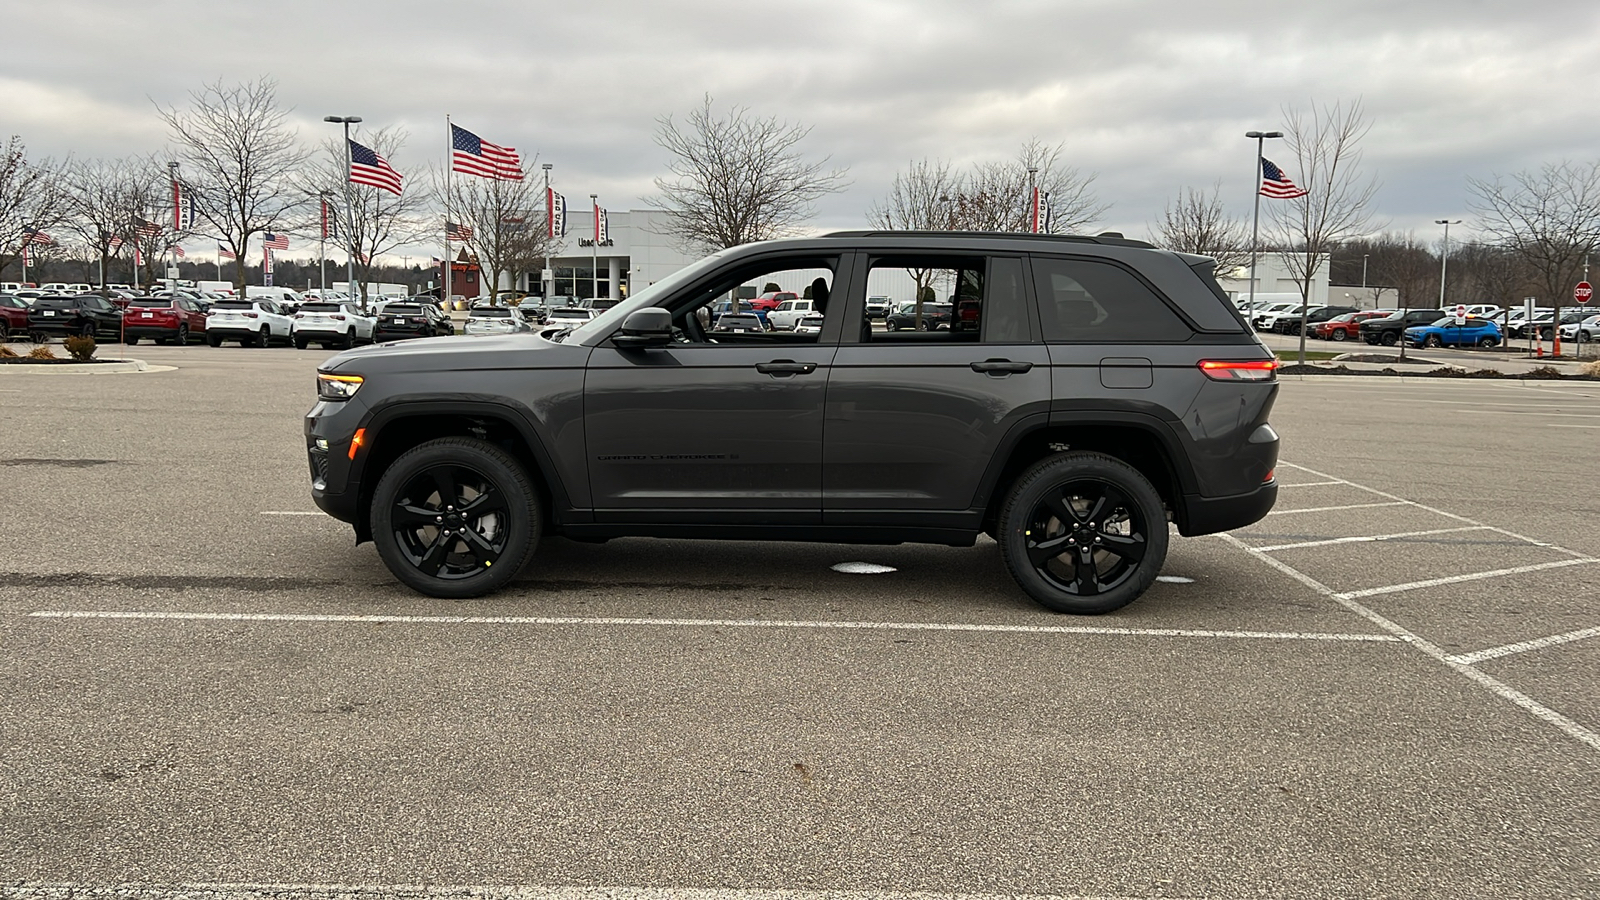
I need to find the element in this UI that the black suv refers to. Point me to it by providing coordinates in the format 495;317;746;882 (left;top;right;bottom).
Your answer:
306;232;1280;614
27;294;123;341
374;302;454;341
1359;308;1444;345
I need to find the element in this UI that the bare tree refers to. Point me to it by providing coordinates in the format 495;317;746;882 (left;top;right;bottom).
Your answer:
1269;100;1380;363
1468;159;1600;347
61;157;140;291
946;140;1108;234
651;95;848;251
158;77;310;295
0;136;69;281
300;127;434;305
442;165;556;304
868;158;961;306
1450;240;1538;337
1150;183;1251;272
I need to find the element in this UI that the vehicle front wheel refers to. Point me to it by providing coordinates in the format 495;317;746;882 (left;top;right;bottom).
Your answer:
1331;329;1347;341
1423;334;1442;348
997;452;1168;615
371;437;541;599
1478;336;1497;348
1380;332;1398;346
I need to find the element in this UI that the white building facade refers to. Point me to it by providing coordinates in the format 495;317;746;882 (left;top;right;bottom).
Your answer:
512;208;702;300
1217;255;1330;305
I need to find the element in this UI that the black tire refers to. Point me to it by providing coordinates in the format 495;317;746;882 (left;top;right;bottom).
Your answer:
1331;329;1347;341
250;326;268;348
1478;336;1497;348
124;334;138;345
997;452;1168;614
177;325;189;346
79;323;95;338
1423;334;1442;348
207;334;222;347
294;337;309;350
370;437;541;599
916;319;930;332
342;328;355;349
0;322;7;342
1379;332;1398;346
31;332;47;344
1540;328;1554;341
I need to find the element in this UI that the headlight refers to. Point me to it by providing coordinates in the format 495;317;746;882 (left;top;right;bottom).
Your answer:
317;372;364;400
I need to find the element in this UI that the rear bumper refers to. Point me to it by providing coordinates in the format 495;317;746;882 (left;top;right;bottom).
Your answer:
1178;481;1278;536
124;325;183;338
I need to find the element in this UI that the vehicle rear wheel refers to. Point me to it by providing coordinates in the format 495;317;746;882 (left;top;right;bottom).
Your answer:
294;337;308;350
1331;329;1347;341
342;328;355;349
79;323;95;338
997;452;1168;614
1423;334;1442;348
0;322;7;342
251;326;269;348
177;325;189;345
124;334;138;345
206;334;222;347
1380;332;1398;346
916;319;930;331
371;437;541;599
31;332;47;344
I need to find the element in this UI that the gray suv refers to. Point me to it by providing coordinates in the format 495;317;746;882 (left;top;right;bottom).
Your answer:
306;232;1279;614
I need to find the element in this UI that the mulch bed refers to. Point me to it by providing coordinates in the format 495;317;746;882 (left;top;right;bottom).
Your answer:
1278;363;1600;380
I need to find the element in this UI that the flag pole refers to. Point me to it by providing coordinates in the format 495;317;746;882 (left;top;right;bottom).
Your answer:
444;115;452;307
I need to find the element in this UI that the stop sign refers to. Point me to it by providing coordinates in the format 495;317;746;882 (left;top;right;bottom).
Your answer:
1577;281;1593;304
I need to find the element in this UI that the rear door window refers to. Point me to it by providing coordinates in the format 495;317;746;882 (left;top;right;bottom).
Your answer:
1030;256;1193;343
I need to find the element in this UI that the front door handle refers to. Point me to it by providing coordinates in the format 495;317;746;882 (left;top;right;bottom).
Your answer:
970;359;1034;375
755;359;818;377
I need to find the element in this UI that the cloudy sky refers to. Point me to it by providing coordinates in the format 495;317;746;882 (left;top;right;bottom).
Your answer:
6;0;1598;248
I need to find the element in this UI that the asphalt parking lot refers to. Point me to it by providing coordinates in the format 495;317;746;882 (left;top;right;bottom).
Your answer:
2;341;1598;900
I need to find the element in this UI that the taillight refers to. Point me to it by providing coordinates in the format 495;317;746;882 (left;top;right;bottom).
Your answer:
332;315;345;321
244;312;259;319
1198;359;1278;381
293;313;304;319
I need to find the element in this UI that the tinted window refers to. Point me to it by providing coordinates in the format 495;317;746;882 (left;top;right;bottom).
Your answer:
1031;257;1192;343
984;257;1030;343
474;309;513;318
385;305;423;314
35;298;77;309
214;300;254;309
300;303;343;313
129;299;175;308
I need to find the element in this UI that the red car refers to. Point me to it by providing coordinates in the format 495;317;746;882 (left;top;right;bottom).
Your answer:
0;294;28;342
1313;309;1391;342
122;296;208;345
748;290;798;312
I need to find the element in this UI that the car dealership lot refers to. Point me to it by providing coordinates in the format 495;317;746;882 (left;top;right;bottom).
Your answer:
2;343;1598;899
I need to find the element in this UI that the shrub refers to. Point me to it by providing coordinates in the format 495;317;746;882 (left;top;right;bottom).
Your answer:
63;335;97;361
28;345;56;360
0;344;17;358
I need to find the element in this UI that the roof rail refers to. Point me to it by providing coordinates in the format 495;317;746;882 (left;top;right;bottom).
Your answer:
822;229;1156;249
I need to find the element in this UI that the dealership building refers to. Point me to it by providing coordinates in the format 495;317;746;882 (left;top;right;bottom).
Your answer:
506;208;702;301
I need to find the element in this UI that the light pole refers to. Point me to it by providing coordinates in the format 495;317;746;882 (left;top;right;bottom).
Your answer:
1245;130;1284;311
1435;219;1462;309
589;193;599;300
1361;253;1369;306
324;115;362;307
541;163;553;305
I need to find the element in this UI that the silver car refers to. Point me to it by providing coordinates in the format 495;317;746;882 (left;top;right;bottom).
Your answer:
464;306;533;335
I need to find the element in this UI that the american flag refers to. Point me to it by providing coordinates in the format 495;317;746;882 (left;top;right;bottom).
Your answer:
451;123;524;181
24;228;53;245
548;189;567;238
348;139;404;196
263;233;289;251
218;244;236;260
108;235;124;250
445;221;473;242
1260;158;1309;199
168;245;186;259
135;219;162;237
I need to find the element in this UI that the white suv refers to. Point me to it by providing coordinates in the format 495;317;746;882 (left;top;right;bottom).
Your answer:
766;298;817;330
293;302;375;349
205;298;295;347
465;306;534;335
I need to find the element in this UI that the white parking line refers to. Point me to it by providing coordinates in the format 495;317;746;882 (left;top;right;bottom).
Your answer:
0;885;1126;900
1335;559;1600;600
1218;532;1600;754
24;609;1402;643
1276;480;1348;488
1265;501;1408;516
1447;625;1600;666
260;511;324;516
1250;526;1493;553
1548;424;1600;428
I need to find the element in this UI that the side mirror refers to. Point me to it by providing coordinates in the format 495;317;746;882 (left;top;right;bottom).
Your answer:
612;307;673;349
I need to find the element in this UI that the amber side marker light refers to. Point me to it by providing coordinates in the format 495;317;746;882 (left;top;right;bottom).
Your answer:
1198;359;1279;381
348;428;366;460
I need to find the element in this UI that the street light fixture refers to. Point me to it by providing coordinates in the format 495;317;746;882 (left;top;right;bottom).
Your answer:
1245;131;1284;310
324;115;362;307
1435;219;1462;310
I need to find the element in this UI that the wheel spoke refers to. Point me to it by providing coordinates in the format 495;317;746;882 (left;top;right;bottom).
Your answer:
415;531;451;576
459;486;506;516
429;468;460;508
1071;548;1101;596
1099;532;1146;564
459;527;501;566
1042;490;1082;526
392;503;437;529
1026;534;1071;567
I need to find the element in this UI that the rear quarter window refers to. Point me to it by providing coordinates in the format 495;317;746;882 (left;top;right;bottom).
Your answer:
1030;256;1193;343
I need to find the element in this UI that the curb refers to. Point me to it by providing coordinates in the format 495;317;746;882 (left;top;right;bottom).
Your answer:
0;359;170;375
1279;372;1590;384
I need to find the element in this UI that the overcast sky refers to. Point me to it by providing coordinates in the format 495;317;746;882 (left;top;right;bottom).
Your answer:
6;0;1599;250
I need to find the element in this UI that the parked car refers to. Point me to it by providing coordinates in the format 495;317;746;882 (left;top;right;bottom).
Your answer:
545;307;598;326
1402;317;1502;348
26;294;123;342
1255;304;1312;333
1558;314;1600;343
1360;309;1447;346
748;290;798;313
1275;305;1357;335
205;298;295;347
1531;310;1594;341
374;302;453;341
711;312;766;333
708;299;768;327
1250;301;1302;329
1312;310;1392;341
766;298;818;331
583;297;624;314
864;296;894;319
1510;310;1557;340
792;314;825;334
122;296;208;345
885;301;953;331
0;294;29;341
304;231;1279;614
464;306;534;335
293;303;376;349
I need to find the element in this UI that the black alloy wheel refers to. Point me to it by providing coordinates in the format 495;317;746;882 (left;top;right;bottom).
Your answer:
177;325;189;345
1478;336;1497;348
1424;334;1442;348
371;437;540;598
1380;332;1398;346
999;452;1168;614
0;322;7;342
79;322;95;338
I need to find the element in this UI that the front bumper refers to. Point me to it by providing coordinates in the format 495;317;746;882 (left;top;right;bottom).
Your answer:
304;397;370;527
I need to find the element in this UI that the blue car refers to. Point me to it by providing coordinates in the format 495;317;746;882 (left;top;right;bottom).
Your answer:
1403;316;1501;348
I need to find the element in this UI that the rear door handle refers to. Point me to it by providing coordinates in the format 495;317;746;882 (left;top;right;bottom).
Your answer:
970;359;1034;375
755;360;818;377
